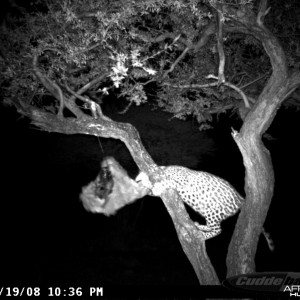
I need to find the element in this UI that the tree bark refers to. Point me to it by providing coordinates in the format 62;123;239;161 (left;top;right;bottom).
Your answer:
225;1;300;276
227;128;274;275
161;189;220;285
19;107;156;173
20;104;220;284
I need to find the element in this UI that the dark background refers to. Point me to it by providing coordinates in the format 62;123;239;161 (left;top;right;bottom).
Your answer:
1;100;299;290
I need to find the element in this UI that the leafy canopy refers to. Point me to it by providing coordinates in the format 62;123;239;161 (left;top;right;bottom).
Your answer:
1;0;299;128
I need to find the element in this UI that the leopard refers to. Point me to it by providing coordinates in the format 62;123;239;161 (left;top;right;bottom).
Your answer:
135;166;243;240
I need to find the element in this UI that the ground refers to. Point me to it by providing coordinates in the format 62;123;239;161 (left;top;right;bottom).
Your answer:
1;100;299;293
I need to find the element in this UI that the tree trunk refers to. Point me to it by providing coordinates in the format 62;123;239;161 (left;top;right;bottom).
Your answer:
227;129;274;276
226;62;294;276
225;0;300;277
226;69;300;277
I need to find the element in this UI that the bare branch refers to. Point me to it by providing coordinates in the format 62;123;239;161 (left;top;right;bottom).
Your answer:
193;23;215;52
141;34;181;64
33;51;64;118
164;75;250;109
257;0;271;26
64;83;97;118
207;75;250;108
134;30;192;48
240;73;269;90
118;101;133;115
163;47;190;78
134;22;215;54
27;109;156;173
162;81;218;89
224;82;250;108
32;49;88;119
64;83;112;121
69;73;108;103
216;11;226;84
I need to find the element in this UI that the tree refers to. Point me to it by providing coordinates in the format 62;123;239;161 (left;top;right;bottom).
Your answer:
1;0;300;285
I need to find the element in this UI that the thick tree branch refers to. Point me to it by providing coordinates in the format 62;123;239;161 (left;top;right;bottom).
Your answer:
24;103;221;285
26;109;156;173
